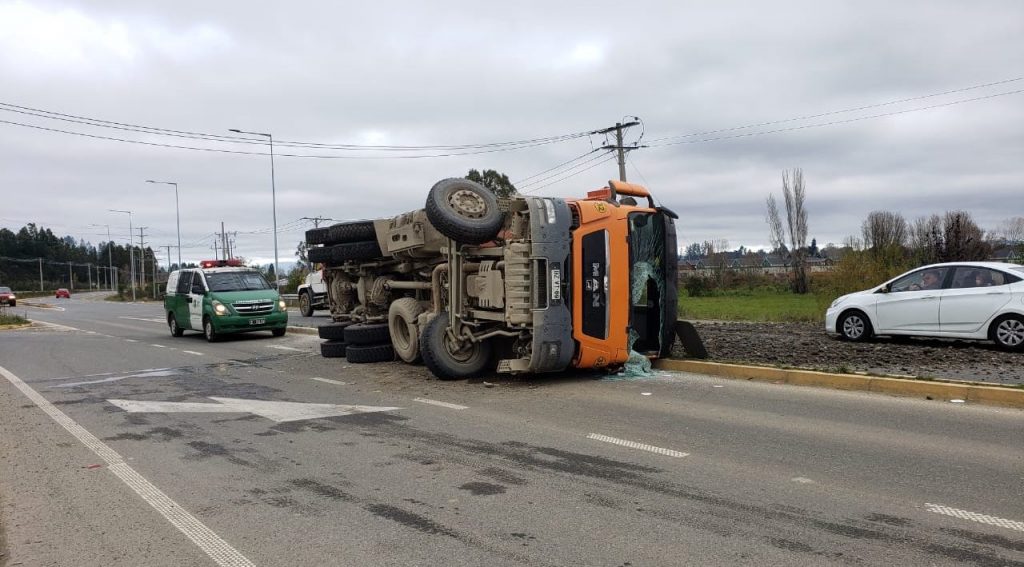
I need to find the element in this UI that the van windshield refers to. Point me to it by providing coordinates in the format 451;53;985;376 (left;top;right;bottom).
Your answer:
205;271;271;292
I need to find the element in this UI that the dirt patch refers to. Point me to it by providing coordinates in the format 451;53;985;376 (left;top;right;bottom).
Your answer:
672;321;1024;386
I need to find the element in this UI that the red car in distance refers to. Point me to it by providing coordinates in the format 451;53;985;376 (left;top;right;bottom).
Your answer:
0;286;15;307
55;288;71;299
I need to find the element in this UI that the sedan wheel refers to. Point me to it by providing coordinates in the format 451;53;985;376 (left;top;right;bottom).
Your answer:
991;315;1024;351
839;311;872;342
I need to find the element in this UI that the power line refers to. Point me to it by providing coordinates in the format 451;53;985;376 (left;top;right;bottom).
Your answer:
647;77;1024;144
521;154;620;194
0;101;593;152
646;88;1024;148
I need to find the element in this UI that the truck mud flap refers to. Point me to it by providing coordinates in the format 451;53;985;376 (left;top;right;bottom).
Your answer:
674;320;708;359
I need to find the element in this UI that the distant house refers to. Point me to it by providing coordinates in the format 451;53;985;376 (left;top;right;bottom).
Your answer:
989;245;1023;264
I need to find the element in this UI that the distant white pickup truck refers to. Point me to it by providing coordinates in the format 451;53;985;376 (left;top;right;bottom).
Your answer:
295;269;327;317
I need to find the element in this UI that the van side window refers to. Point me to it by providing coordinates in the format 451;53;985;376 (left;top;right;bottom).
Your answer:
176;271;193;295
166;272;179;295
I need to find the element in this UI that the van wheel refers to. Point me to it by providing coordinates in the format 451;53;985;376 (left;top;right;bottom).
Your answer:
271;327;286;337
420;311;492;380
389;298;425;363
990;314;1024;351
168;313;184;337
425;178;504;244
298;291;314;317
203;316;219;342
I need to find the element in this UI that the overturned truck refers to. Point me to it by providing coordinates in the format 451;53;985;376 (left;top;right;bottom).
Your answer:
306;178;679;380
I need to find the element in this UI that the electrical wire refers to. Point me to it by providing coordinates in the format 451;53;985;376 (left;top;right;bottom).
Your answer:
646;76;1024;144
521;154;619;194
646;88;1024;148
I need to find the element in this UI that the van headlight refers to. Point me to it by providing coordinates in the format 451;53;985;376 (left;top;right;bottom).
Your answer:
212;300;229;315
278;299;287;311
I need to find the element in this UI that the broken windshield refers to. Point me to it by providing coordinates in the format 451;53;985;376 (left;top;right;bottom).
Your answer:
627;212;667;354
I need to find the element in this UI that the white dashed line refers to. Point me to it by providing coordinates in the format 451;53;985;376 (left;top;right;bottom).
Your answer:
310;377;348;386
125;339;138;343
267;345;303;352
791;477;815;484
182;350;204;356
413;397;468;410
150;344;167;348
587;433;689;458
0;364;255;567
925;503;1024;532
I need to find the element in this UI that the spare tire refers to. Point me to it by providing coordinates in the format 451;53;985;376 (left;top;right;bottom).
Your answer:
320;340;347;358
307;221;377;246
425;178;504;244
308;240;383;265
346;343;395;364
344;322;391;345
388;298;425;363
318;321;354;340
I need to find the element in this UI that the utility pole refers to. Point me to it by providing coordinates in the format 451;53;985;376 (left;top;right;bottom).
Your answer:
213;241;220;261
597;120;641;182
87;263;92;290
38;258;43;291
152;256;157;297
301;216;334;228
162;245;173;273
221;221;228;260
138;227;148;292
68;261;73;291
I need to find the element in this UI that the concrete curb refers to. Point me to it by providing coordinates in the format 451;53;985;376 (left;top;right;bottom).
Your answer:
287;325;320;336
653;359;1024;409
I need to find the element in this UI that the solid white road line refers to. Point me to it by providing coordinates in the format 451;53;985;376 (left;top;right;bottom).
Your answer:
587;433;689;458
413;397;468;410
925;503;1024;532
310;377;348;386
33;320;79;332
0;364;255;567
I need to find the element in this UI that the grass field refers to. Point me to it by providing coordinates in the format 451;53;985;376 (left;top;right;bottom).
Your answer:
677;289;827;322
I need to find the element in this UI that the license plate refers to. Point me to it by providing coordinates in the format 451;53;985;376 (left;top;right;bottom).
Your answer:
249;318;266;325
550;267;561;300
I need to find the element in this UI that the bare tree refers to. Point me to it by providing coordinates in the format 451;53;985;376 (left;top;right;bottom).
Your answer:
861;210;908;267
909;214;943;265
942;210;989;261
765;168;809;293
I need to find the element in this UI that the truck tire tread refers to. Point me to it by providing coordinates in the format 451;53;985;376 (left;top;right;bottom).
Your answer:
345;343;395;363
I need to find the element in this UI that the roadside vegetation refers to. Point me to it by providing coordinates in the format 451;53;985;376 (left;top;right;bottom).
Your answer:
0;309;28;326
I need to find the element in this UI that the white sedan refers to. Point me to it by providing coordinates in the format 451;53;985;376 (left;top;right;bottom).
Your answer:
825;262;1024;351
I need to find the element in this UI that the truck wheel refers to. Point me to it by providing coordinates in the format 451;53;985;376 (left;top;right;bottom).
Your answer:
203;316;219;342
308;240;382;264
425;178;504;244
346;343;395;364
420;312;492;380
318;321;353;340
320;340;347;358
306;221;376;246
168;313;184;337
298;291;314;317
344;322;392;345
388;298;425;363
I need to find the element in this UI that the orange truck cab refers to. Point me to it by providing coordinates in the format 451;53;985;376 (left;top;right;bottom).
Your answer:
567;180;679;370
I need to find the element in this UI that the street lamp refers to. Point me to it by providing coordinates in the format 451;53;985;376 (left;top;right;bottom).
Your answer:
89;223;114;290
146;180;182;269
109;209;135;302
229;128;279;291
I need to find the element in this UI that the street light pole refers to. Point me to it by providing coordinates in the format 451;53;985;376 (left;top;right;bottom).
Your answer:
146;180;182;269
109;209;135;302
229;128;279;291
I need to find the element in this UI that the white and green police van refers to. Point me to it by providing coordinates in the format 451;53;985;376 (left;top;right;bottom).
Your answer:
164;259;288;341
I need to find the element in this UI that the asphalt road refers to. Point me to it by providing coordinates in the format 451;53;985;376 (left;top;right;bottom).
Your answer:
1;294;1022;566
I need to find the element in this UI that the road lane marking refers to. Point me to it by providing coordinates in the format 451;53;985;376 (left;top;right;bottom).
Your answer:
119;316;166;323
587;433;689;458
54;369;180;388
413;397;468;410
151;344;167;348
0;364;255;567
791;477;815;484
267;345;303;352
310;377;348;386
33;320;79;331
108;397;402;423
182;350;204;356
925;503;1024;532
125;339;139;343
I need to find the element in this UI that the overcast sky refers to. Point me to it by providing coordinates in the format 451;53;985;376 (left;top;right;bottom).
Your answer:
1;0;1021;267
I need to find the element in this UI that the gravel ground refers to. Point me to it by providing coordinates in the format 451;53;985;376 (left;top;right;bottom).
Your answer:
672;321;1024;386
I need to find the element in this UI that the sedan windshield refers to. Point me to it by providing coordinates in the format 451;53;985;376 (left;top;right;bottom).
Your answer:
0;287;11;293
205;271;271;292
